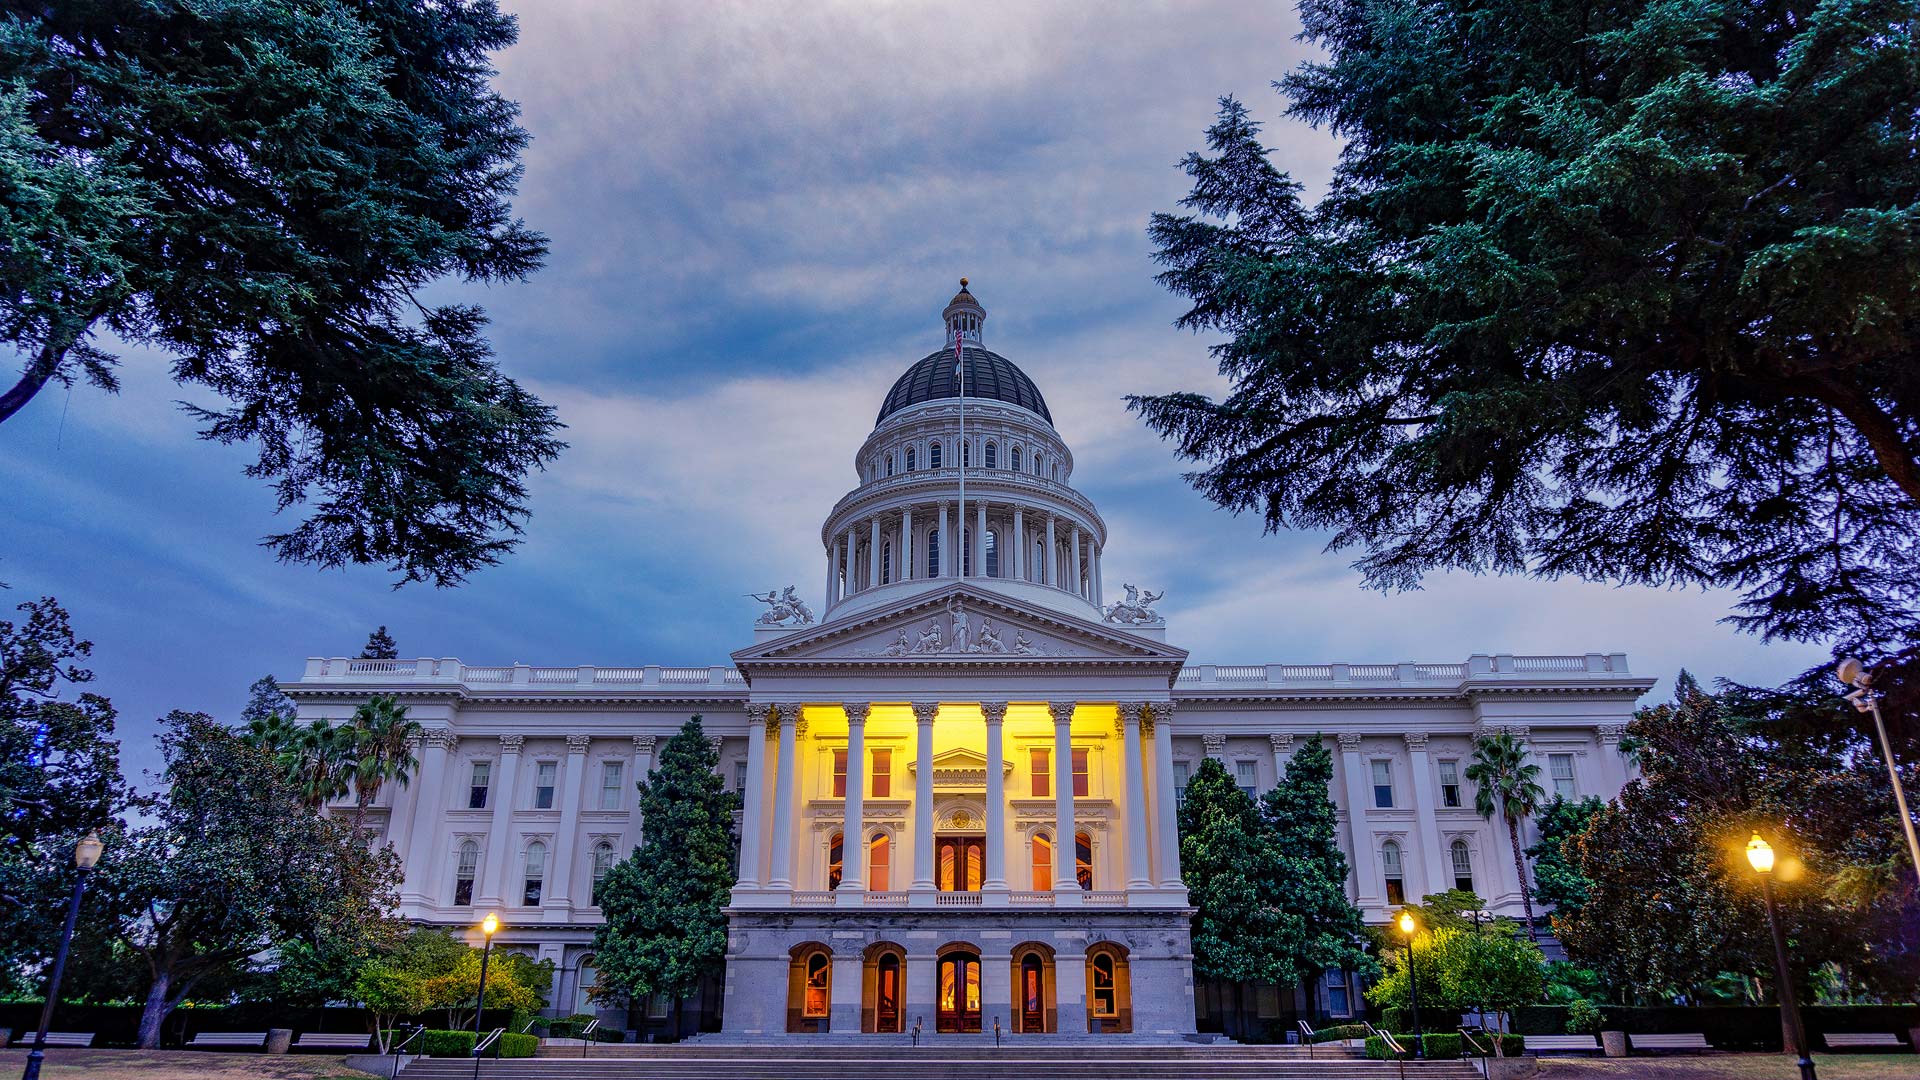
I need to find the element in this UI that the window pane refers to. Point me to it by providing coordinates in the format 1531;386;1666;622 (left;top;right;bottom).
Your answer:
1071;748;1089;797
1235;760;1257;797
1550;754;1577;798
535;761;557;809
832;749;848;798
1173;761;1190;809
469;762;491;809
1439;760;1461;807
827;833;843;890
1371;760;1393;808
871;749;891;798
600;762;623;810
1075;831;1093;890
1031;833;1051;890
870;834;890;891
1031;749;1050;798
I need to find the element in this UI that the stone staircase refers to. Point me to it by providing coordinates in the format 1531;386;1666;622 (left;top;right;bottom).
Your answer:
395;1040;1485;1079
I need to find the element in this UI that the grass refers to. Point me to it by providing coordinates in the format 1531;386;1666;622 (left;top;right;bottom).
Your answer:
0;1049;379;1080
1538;1054;1917;1080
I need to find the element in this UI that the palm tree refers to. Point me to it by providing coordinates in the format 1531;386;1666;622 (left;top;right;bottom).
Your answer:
1465;730;1547;940
241;711;302;756
347;695;422;828
288;719;356;809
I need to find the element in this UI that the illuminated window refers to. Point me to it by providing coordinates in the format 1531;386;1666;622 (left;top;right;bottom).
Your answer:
1071;748;1089;797
1450;839;1474;893
869;833;891;891
1030;831;1052;890
523;841;546;906
870;748;890;798
1090;953;1117;1017
1075;830;1093;890
1030;748;1050;797
1381;840;1404;905
827;832;843;891
832;750;848;798
453;839;478;905
803;953;830;1017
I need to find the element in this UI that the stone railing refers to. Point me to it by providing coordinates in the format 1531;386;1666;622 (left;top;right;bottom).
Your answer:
789;891;836;907
298;659;747;689
1008;890;1054;907
1173;654;1630;690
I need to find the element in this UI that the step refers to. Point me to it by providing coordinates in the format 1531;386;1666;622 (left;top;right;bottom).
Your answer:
396;1055;1481;1080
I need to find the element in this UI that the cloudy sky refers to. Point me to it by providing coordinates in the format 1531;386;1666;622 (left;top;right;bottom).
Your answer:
2;1;1824;777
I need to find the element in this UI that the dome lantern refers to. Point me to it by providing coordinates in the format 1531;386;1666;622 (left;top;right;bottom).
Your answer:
943;278;985;349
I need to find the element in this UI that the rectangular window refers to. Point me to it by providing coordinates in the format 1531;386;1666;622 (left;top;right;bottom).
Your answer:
1326;970;1351;1018
1550;753;1577;799
534;761;557;809
870;749;891;798
1438;760;1462;808
1031;749;1051;798
647;993;671;1019
1071;748;1090;798
832;749;848;798
453;843;478;906
1235;760;1258;799
1173;761;1191;810
733;760;748;795
468;761;492;809
1371;760;1394;808
599;761;623;810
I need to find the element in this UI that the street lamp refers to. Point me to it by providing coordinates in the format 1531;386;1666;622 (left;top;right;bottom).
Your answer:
1835;659;1920;888
21;833;104;1080
471;912;500;1080
1397;912;1423;1059
1746;834;1815;1080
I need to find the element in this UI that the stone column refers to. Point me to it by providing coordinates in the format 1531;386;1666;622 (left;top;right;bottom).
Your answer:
869;518;882;588
938;502;951;578
548;734;591;911
902;506;914;581
1070;526;1083;596
838;702;869;896
1049;702;1080;896
1056;942;1089;1034
981;701;1009;893
1011;507;1025;581
1149;702;1182;888
1092;545;1103;607
910;702;939;894
1405;732;1447;899
976;501;988;578
1118;703;1153;890
735;708;770;891
397;728;454;905
626;734;654;852
980;949;1013;1037
478;734;524;909
825;536;838;604
1337;732;1379;908
767;707;800;891
1044;515;1057;587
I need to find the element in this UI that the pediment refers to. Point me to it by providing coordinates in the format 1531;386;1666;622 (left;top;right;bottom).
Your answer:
731;583;1186;670
907;748;1013;789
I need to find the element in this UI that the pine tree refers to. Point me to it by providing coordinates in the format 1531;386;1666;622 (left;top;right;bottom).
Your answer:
359;627;398;661
1178;757;1297;987
1260;737;1371;980
590;716;738;1031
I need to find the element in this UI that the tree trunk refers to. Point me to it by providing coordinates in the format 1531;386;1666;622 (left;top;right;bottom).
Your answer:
1506;816;1537;940
137;969;173;1049
0;343;65;425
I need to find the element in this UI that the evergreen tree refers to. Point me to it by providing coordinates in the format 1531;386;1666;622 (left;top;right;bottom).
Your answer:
591;716;738;1030
0;1;564;586
1259;736;1371;980
360;627;400;661
1178;757;1297;987
1527;796;1604;928
1134;1;1920;651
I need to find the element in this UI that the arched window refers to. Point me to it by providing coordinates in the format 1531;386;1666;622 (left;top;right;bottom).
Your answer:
1011;446;1021;472
1090;953;1117;1018
523;841;547;906
1450;839;1474;893
962;441;970;468
453;839;478;905
1034;537;1047;583
1030;832;1053;891
881;541;893;585
592;840;617;889
927;528;941;578
869;833;891;891
576;957;599;1015
1075;830;1094;890
804;952;831;1018
1381;841;1405;905
906;446;916;471
929;441;942;469
985;442;997;469
886;453;895;478
827;832;844;891
985;530;999;577
1032;452;1043;476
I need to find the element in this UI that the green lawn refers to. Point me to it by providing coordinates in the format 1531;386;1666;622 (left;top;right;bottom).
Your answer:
0;1049;378;1080
1538;1055;1916;1080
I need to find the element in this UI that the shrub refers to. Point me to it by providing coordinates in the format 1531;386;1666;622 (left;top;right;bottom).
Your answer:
498;1032;538;1058
1313;1023;1370;1043
1420;1033;1463;1058
1364;1035;1396;1059
1566;999;1602;1035
419;1029;476;1057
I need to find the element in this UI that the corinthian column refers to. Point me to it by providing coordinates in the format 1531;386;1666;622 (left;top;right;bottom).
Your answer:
909;702;939;895
478;733;523;909
735;707;770;892
1149;702;1182;888
397;729;455;906
767;707;799;891
837;702;870;897
1118;703;1152;891
1049;701;1080;897
981;701;1009;893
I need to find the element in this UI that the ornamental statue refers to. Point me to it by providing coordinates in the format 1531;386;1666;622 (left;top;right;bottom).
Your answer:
748;585;815;626
1102;583;1165;627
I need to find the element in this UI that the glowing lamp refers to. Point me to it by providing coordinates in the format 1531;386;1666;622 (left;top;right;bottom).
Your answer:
1746;833;1774;875
482;912;500;936
74;832;104;870
1398;912;1416;936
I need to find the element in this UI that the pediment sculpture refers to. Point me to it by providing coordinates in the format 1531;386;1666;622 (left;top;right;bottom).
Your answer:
749;585;814;626
1102;583;1165;627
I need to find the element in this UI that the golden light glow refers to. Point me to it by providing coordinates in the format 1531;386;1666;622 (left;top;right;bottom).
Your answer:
482;911;500;936
1746;833;1774;874
1398;912;1416;936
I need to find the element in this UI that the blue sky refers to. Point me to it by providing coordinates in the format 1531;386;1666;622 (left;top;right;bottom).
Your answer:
1;1;1823;780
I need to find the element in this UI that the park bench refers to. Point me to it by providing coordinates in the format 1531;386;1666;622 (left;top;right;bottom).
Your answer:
1823;1033;1904;1051
1629;1033;1711;1053
1523;1035;1601;1055
184;1031;268;1050
293;1032;376;1052
9;1033;94;1048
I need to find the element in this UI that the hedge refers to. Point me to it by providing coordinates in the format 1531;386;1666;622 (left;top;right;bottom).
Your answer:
1510;1005;1920;1052
419;1029;477;1057
498;1033;538;1058
1367;1033;1522;1059
1311;1023;1370;1043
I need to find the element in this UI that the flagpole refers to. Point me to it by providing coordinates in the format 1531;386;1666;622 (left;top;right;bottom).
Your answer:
956;295;966;580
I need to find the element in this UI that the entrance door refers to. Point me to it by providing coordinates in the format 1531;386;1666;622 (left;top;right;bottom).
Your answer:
1020;954;1046;1032
937;953;981;1032
876;954;901;1033
935;836;984;891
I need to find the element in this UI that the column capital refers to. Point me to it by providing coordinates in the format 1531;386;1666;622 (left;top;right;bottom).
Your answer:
1116;701;1148;727
499;733;525;753
1403;731;1430;752
1336;731;1362;752
1270;733;1293;755
910;701;941;725
566;733;592;754
422;728;458;751
1046;701;1077;725
1146;700;1177;725
843;701;872;725
978;701;1009;724
1202;733;1227;759
1597;723;1627;744
631;734;656;753
745;702;773;728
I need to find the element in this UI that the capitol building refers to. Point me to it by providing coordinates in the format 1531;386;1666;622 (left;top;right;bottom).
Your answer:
283;284;1653;1041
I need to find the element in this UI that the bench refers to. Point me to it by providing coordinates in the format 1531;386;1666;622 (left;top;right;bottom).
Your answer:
10;1033;95;1048
184;1031;268;1050
1823;1033;1904;1051
1524;1035;1601;1055
1630;1033;1711;1053
293;1032;376;1052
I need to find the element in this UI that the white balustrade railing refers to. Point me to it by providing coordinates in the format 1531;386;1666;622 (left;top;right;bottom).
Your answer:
934;892;983;906
1084;890;1127;906
863;891;909;907
1008;891;1054;906
790;891;835;907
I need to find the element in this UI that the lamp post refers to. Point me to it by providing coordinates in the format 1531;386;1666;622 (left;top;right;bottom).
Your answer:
1398;911;1423;1059
1835;659;1920;888
22;832;103;1080
471;912;499;1080
1746;834;1815;1080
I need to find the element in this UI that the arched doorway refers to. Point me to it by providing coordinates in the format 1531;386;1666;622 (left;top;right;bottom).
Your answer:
785;943;832;1033
1010;942;1056;1033
862;943;905;1033
936;946;982;1032
1085;944;1132;1033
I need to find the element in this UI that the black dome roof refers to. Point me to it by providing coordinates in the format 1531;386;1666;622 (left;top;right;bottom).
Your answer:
876;345;1052;425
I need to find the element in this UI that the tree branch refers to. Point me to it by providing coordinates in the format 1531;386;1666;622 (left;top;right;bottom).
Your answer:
0;343;66;424
1797;374;1920;505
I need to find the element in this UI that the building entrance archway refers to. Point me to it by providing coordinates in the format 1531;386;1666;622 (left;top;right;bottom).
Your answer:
1011;943;1056;1033
936;947;982;1032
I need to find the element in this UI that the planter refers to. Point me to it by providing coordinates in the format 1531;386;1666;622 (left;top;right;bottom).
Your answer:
265;1028;293;1054
1601;1030;1627;1058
